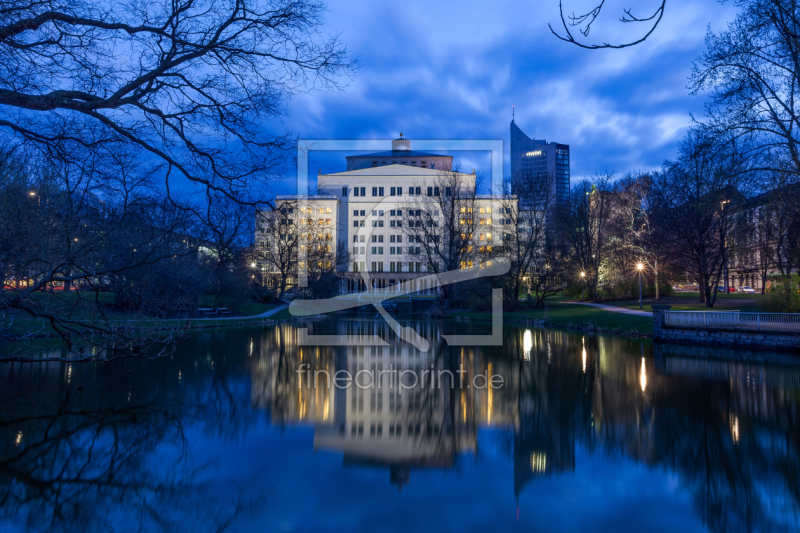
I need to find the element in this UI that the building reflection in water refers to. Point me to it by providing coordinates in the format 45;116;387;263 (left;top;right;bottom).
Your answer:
250;320;800;531
251;321;568;493
2;321;800;532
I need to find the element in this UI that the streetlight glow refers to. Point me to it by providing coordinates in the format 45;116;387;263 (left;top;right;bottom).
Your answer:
636;262;644;308
579;272;586;301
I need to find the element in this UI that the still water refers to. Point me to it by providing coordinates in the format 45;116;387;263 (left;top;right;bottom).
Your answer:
1;319;799;533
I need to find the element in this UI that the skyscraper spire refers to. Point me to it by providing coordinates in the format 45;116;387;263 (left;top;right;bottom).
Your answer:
512;105;515;122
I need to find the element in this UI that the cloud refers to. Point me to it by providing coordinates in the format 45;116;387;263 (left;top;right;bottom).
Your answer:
277;0;741;192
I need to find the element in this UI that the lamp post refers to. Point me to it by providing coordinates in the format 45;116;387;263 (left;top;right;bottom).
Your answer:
580;271;586;301
720;200;731;292
637;262;644;309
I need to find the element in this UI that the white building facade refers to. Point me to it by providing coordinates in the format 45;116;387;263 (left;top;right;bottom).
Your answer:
256;137;518;295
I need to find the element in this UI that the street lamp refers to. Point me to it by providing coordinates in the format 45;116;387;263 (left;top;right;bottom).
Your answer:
637;262;644;309
580;271;586;301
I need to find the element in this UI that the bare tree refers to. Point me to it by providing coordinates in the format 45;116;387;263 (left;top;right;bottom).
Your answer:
650;132;750;307
501;170;565;309
691;0;800;174
550;0;667;50
613;173;667;299
256;199;339;299
401;169;481;306
0;145;214;355
560;173;615;300
0;0;355;203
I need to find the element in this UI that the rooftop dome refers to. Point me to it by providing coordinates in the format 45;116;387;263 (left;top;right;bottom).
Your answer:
391;132;411;151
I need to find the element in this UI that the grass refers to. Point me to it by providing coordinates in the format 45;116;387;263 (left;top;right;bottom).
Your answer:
447;303;653;334
235;301;277;316
2;294;286;339
599;291;766;312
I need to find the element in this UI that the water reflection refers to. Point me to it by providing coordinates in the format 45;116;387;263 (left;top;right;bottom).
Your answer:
250;320;800;531
1;320;799;532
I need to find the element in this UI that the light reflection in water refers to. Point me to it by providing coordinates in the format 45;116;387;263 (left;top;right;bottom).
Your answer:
582;336;587;373
640;357;647;393
2;319;800;533
523;329;532;361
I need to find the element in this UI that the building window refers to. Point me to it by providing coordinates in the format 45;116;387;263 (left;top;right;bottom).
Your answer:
342;186;347;196
353;210;359;216
372;187;377;196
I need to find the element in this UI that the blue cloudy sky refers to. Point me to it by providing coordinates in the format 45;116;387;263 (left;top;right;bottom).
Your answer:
276;0;741;193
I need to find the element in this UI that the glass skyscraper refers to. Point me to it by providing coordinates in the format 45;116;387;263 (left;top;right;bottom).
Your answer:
510;119;570;206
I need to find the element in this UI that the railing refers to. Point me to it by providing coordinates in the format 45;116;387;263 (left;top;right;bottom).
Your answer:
665;311;800;332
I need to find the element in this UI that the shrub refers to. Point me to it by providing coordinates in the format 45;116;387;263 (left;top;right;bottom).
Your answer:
600;280;673;300
563;285;583;298
763;275;800;313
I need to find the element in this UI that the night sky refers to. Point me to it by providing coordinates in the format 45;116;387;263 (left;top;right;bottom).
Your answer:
273;0;741;194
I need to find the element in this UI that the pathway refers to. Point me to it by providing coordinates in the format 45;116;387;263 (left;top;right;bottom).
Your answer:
563;301;653;317
198;302;289;321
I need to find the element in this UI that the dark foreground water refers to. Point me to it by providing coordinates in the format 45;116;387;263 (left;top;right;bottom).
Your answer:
1;319;799;533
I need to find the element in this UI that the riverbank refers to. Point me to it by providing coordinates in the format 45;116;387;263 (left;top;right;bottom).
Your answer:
1;301;284;341
445;304;653;337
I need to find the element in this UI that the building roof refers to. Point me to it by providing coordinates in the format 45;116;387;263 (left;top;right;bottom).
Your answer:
320;164;472;178
346;150;449;159
275;194;339;201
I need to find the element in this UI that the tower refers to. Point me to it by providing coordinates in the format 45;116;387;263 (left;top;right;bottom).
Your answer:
510;118;570;206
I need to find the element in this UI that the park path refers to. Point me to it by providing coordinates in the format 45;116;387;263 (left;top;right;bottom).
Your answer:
564;301;653;317
199;302;288;321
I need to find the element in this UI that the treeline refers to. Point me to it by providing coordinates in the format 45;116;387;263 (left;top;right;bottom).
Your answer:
0;148;258;348
511;0;800;310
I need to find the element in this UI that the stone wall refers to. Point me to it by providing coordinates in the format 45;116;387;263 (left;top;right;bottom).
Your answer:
652;304;800;352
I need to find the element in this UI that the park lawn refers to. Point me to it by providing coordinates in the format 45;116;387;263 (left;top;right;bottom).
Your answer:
600;291;766;312
447;303;653;334
235;301;277;316
266;307;294;320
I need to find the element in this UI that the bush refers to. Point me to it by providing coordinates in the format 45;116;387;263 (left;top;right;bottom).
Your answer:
600;279;673;300
563;285;583;298
763;275;800;313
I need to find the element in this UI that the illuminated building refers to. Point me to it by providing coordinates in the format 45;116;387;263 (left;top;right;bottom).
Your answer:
510;118;570;206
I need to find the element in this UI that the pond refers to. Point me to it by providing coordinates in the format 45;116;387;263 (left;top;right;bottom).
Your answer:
1;319;799;532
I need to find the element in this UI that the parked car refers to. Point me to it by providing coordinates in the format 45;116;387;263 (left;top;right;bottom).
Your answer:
739;286;756;293
728;286;737;292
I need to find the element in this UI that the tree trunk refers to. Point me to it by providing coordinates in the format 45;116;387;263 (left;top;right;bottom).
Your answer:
654;258;660;300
